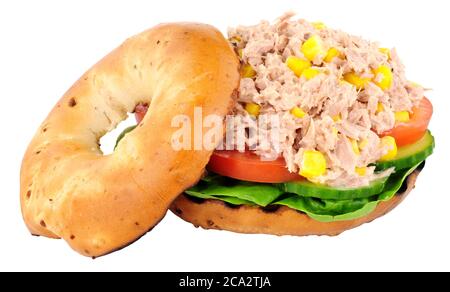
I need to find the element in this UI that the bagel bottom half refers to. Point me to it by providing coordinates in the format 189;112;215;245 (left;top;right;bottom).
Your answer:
170;169;421;236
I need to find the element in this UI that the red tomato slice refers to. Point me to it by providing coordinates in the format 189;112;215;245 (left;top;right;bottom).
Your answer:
135;103;148;124
380;97;433;147
208;150;303;183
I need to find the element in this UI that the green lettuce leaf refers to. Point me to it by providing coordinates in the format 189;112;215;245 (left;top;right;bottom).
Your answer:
185;163;420;222
274;195;374;216
114;125;137;150
185;190;254;205
377;164;419;201
186;177;283;207
306;163;419;222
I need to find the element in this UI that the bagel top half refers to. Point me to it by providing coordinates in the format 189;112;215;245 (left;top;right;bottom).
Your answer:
20;23;240;257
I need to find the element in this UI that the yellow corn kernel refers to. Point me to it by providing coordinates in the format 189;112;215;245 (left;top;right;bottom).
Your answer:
332;127;339;138
395;111;410;123
339;79;353;87
373;65;393;90
324;47;341;63
312;21;326;30
332;113;342;122
241;64;256;78
302;68;321;80
377;102;385;113
380;136;398;161
355;167;367;176
245;103;261;117
299;150;327;179
379;47;391;59
229;36;241;45
350;138;360;155
358;138;369;150
286;56;311;77
301;35;326;62
291;107;307;118
344;72;370;90
238;48;243;59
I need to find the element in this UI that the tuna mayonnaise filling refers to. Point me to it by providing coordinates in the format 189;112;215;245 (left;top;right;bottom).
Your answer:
227;13;424;187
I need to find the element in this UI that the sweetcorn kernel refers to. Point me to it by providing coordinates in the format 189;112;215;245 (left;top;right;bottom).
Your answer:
379;47;391;59
350;139;360;155
324;47;342;63
377;102;385;113
291;107;307;118
286;56;311;77
333;113;342;122
299;150;327;179
312;21;327;30
301;35;326;62
358;138;369;150
344;72;370;90
355;167;367;176
245;103;261;117
229;36;241;44
332;127;339;138
241;64;256;78
395;111;410;123
373;65;393;90
339;80;353;87
380;136;398;161
302;68;321;80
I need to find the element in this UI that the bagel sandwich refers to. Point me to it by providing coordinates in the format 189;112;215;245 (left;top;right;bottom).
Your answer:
126;14;434;236
21;16;435;257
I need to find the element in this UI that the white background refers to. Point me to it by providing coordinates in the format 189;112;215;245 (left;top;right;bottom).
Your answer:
1;0;449;272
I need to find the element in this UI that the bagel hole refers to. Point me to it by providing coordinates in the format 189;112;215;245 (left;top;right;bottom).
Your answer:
99;112;137;155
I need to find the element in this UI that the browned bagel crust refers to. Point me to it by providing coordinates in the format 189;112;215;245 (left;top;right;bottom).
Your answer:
170;170;421;236
20;23;240;257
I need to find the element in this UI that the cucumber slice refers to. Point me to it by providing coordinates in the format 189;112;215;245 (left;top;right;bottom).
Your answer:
376;131;434;171
279;176;388;200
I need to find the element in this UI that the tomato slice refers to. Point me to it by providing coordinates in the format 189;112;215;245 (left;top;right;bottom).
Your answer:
135;103;148;124
380;97;433;147
208;150;303;183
